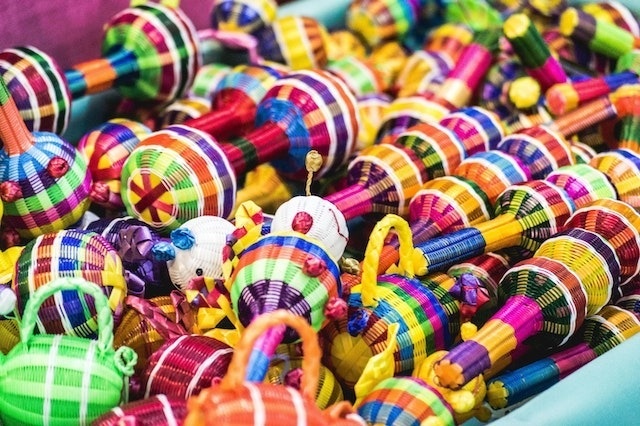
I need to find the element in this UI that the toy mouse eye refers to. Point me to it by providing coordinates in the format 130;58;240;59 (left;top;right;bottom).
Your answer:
195;268;203;276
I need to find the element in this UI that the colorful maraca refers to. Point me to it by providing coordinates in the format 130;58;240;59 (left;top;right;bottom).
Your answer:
121;69;358;232
486;305;640;410
210;0;278;40
433;225;622;390
611;85;640;152
0;68;91;239
374;95;451;144
188;63;232;99
589;149;640;208
326;55;387;96
258;16;329;69
77;118;151;209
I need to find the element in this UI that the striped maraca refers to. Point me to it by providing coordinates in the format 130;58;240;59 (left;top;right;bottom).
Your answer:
258;16;329;69
355;93;392;150
180;63;285;139
374;95;451;144
121;69;358;233
11;229;127;338
611;85;640;152
0;69;91;239
433;225;623;390
486;305;640;410
77;118;151;210
590;149;640;208
188;63;232;99
0;3;200;134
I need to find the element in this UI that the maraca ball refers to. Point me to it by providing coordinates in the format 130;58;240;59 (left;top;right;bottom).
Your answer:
395;50;454;98
102;3;201;103
356;93;391;150
78;118;151;209
156;97;211;127
270;196;349;261
12;229;127;338
121;125;237;233
0;133;92;239
0;46;71;134
210;0;277;38
189;63;232;99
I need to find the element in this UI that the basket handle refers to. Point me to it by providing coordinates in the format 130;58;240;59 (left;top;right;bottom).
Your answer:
360;214;415;307
221;310;321;400
20;277;115;353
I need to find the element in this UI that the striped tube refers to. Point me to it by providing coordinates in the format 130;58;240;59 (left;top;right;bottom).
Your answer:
66;3;200;103
504;13;568;90
0;46;71;134
546;71;639;115
183;64;283;139
560;7;640;59
486;305;640;409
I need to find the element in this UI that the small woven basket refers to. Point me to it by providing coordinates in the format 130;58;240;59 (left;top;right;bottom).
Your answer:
0;277;137;425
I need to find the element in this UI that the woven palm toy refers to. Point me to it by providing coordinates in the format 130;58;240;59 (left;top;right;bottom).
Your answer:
77;118;151;210
184;310;366;426
121;69;358;232
140;333;234;400
394;23;474;98
589;149;640;209
84;216;170;298
346;0;421;48
181;63;285;139
0;72;91;240
560;7;640;60
0;46;70;133
433;224;622;390
374;95;451;144
265;344;345;409
486;304;640;411
257;16;329;70
355;93;392;150
93;394;188;426
210;0;277;40
325;106;504;221
226;191;348;382
188;63;232;99
114;295;189;378
326;56;387;97
0;277;137;426
12;229;127;338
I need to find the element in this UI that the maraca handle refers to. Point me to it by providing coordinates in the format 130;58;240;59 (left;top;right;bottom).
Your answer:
0;73;34;155
245;324;286;382
66;50;136;99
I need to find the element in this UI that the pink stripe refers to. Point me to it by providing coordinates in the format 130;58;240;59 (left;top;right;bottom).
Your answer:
493;295;544;345
527;57;568;90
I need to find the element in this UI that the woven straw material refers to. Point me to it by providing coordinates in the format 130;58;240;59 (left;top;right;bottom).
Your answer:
375;96;450;144
590;149;640;208
546;164;617;209
447;252;511;302
0;46;71;134
440;106;505;152
270;196;349;262
327;56;386;96
583;305;640;355
157;97;211;127
497;126;575;179
253;70;359;181
258;16;329;70
189;63;232;99
453;150;531;202
114;295;187;376
569;141;598;165
13;229;127;337
0;318;19;354
423;23;474;63
230;233;341;338
88;3;199;103
419;272;462;342
163;216;236;291
141;334;233;399
566;199;640;286
185;310;364;425
356;377;456;426
0;278;136;426
534;228;620;315
480;57;522;119
121;125;237;233
78;118;151;209
326;143;428;220
356;93;391;150
266;354;345;409
395;50;454;98
346;0;415;47
210;0;277;37
93;394;187;425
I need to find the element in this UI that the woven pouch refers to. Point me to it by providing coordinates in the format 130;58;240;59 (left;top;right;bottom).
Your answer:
185;310;365;425
0;277;137;425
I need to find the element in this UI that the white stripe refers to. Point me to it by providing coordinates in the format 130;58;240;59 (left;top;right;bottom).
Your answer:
246;383;266;426
79;341;98;424
144;335;190;397
158;394;178;426
43;335;63;426
185;347;234;397
285;386;306;426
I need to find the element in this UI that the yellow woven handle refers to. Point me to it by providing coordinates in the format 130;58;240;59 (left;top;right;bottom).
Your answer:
221;310;321;400
360;214;415;307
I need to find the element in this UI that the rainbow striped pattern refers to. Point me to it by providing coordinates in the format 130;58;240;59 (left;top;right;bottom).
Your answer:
376;96;450;144
546;164;617;209
590;149;640;209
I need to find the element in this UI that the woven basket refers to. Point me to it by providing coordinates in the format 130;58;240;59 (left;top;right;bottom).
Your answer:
93;394;187;426
140;334;233;400
185;310;365;425
321;214;452;390
0;277;136;425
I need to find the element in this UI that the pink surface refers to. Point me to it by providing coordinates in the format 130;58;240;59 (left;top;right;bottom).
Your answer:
0;0;213;67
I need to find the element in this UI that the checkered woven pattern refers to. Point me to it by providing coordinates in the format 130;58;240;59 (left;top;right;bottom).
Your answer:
211;0;277;37
0;46;71;134
13;229;127;338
